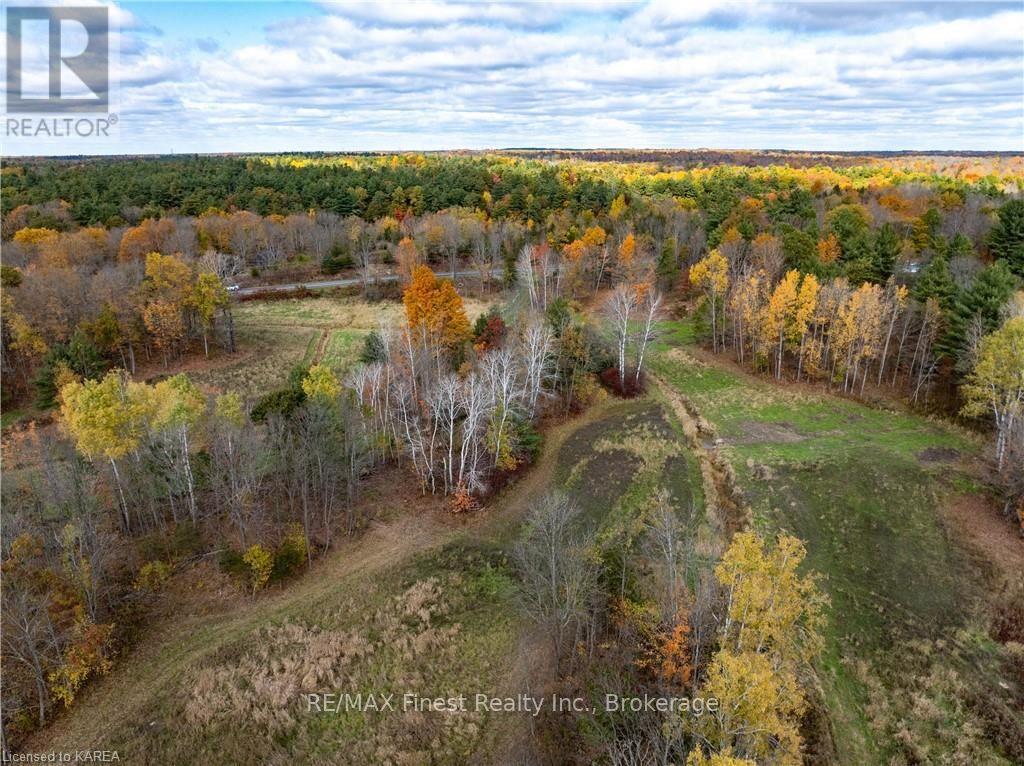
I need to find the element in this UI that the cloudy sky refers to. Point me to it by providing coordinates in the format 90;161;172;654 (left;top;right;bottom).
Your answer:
4;0;1023;155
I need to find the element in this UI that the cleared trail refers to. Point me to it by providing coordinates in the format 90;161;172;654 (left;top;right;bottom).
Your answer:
651;373;751;546
30;399;622;754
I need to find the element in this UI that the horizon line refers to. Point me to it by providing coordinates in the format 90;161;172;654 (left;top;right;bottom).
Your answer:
7;146;1024;160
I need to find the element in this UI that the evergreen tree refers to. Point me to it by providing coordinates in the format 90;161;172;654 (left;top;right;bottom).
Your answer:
940;260;1018;363
778;224;821;275
33;330;108;408
359;330;386;364
656;236;681;289
871;223;901;282
946;232;975;260
913;252;957;312
912;207;943;251
989;198;1024;278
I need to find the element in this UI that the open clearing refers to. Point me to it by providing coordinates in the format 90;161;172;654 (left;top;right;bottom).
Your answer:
182;294;496;400
650;320;1024;765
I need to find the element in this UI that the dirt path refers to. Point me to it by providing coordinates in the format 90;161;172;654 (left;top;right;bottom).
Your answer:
34;511;454;752
31;402;617;754
311;328;330;363
943;492;1024;585
651;373;751;547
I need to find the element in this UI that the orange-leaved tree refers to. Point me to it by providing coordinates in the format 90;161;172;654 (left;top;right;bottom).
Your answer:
403;265;471;352
817;234;841;265
395;236;420;285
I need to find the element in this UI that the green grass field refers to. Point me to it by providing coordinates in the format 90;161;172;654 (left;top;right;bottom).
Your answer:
555;398;705;540
321;329;368;372
187;294;497;399
651;320;1020;765
186;325;320;400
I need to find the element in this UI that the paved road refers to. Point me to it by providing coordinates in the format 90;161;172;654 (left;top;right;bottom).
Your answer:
234;269;500;297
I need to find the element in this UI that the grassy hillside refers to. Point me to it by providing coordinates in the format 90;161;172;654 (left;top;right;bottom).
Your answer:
651;320;1023;764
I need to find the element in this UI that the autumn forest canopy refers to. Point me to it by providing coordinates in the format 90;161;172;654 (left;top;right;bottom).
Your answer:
1;150;1023;765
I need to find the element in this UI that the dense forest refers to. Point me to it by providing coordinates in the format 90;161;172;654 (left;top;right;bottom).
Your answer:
1;152;1022;761
3;153;1022;413
3;151;1021;227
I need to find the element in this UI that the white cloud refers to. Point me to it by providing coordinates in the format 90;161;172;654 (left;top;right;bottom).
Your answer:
5;0;1021;154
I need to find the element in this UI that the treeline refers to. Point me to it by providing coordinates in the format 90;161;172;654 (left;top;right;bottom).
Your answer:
2;205;530;281
506;148;1024;174
688;198;1024;516
2;248;234;409
2;155;600;225
1;153;1013;229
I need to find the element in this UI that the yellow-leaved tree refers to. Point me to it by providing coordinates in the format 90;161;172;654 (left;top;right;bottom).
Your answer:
688;531;825;766
793;272;820;380
142;251;193;365
714;532;825;668
242;543;273;595
302;363;341;403
13;226;59;252
833;282;885;394
690;250;730;353
609;193;628;221
187;271;229;357
149;374;207;523
687;751;756;766
562;225;606;295
763;269;800;379
60;370;153;532
727;270;768;364
960;316;1024;474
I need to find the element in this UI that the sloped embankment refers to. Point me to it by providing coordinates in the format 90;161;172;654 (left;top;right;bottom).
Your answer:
650;331;1023;765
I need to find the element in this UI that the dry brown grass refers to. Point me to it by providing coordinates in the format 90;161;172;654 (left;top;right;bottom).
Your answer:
177;568;499;764
232;294;496;332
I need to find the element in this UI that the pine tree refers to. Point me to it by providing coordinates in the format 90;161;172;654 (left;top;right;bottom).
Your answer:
989;198;1024;278
946;232;975;260
941;260;1018;364
871;222;901;282
913;252;957;312
33;330;108;408
911;207;943;252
